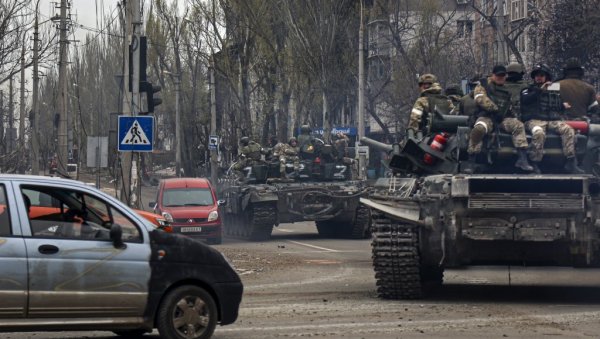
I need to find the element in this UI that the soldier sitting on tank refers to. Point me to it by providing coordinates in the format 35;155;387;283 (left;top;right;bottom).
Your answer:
520;64;584;174
456;76;481;116
272;137;300;178
464;65;534;174
407;74;454;139
445;83;464;109
297;125;323;160
232;136;264;174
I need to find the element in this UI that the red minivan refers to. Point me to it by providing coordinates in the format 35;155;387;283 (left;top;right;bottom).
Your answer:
150;177;223;244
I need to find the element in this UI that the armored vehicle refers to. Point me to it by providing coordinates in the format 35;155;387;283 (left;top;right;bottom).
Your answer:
361;113;600;299
218;141;369;241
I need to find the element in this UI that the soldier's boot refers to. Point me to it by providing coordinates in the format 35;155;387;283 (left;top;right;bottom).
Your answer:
564;157;585;174
531;162;542;174
462;154;477;174
515;149;534;172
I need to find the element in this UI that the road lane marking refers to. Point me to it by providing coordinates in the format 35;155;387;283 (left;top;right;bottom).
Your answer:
287;240;339;252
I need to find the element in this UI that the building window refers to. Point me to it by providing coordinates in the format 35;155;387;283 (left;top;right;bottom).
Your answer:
457;20;473;38
511;0;527;21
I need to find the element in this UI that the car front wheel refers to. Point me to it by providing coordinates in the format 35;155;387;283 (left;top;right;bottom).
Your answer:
157;285;218;339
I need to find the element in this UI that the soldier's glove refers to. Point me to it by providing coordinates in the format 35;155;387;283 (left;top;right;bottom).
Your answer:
406;128;416;140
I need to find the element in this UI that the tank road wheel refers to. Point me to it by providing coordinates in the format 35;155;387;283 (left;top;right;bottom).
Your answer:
244;203;275;241
371;210;423;299
349;204;371;239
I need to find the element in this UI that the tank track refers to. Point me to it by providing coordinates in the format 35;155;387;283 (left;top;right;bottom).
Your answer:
246;203;276;241
350;204;371;239
371;210;422;299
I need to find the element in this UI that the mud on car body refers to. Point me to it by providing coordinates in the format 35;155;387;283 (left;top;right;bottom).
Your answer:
0;175;242;339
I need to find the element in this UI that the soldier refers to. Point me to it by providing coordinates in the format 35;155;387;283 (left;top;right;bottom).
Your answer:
457;76;481;116
520;64;584;174
504;62;528;118
558;58;599;121
407;74;454;138
272;137;300;177
465;65;534;173
332;132;350;159
445;83;464;107
232;136;263;172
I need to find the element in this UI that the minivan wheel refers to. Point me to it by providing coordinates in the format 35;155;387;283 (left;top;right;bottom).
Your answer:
112;329;148;337
157;285;218;339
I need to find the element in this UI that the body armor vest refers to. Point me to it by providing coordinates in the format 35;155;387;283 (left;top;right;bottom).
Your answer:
504;80;527;117
483;82;512;120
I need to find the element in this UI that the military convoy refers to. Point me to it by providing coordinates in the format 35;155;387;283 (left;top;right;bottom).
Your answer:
218;136;370;241
360;112;600;299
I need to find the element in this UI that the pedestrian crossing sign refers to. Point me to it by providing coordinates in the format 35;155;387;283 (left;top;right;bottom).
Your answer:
118;116;154;152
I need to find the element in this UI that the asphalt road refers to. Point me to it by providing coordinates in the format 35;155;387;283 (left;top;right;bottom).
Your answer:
7;183;600;338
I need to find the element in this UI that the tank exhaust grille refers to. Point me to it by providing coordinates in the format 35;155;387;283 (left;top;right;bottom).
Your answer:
468;194;584;210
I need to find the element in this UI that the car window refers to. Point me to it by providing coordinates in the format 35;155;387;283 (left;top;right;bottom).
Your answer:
162;188;214;207
0;185;11;236
22;186;141;242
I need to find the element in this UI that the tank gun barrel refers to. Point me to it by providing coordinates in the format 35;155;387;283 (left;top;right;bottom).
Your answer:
360;137;393;152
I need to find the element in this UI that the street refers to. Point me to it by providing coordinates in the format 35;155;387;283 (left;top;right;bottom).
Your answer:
7;215;600;338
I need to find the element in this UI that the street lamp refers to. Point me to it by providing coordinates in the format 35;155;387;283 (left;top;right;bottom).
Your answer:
163;70;181;177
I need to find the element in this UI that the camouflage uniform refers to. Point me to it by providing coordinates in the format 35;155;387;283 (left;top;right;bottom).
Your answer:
273;139;300;176
333;133;350;159
233;140;263;171
408;83;454;131
445;83;464;110
520;63;578;165
467;82;528;154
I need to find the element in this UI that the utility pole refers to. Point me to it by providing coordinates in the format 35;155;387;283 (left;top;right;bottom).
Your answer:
175;74;181;177
120;0;133;204
357;0;367;180
127;0;142;208
57;0;69;175
210;63;218;185
8;78;14;152
31;4;41;175
19;44;26;174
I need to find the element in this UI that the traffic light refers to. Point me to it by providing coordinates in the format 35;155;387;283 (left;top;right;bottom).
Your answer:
140;81;162;114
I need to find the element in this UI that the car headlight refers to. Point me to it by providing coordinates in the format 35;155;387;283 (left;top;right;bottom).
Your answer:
161;212;174;223
208;210;219;222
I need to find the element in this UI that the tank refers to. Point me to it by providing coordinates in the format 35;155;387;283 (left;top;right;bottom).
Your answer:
218;141;370;241
361;113;600;299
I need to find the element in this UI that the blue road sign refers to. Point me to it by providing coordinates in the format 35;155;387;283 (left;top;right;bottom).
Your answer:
118;116;154;152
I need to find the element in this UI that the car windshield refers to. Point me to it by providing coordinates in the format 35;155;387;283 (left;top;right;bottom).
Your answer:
162;188;214;207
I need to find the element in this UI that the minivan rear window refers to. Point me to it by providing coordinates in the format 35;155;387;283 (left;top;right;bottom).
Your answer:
162;188;214;207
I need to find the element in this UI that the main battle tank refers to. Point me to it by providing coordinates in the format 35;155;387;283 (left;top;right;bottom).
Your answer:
361;112;600;299
218;139;370;241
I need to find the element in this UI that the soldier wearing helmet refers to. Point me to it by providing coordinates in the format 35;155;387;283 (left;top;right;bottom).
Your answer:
504;62;528;117
558;57;599;121
407;73;454;137
465;65;533;173
233;136;263;172
520;63;583;174
444;83;464;107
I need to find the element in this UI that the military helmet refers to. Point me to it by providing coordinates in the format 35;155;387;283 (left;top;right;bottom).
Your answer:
506;62;524;74
300;125;311;134
240;136;250;146
418;73;437;85
445;83;463;96
564;57;583;71
530;63;553;81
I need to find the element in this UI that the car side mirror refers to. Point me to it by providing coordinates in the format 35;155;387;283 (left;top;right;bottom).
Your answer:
110;224;127;249
148;201;156;208
217;199;227;206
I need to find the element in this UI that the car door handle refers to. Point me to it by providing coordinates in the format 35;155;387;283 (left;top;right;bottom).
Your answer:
38;244;59;255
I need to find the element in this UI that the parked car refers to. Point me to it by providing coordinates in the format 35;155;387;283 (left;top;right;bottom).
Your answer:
0;175;242;339
151;177;224;244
